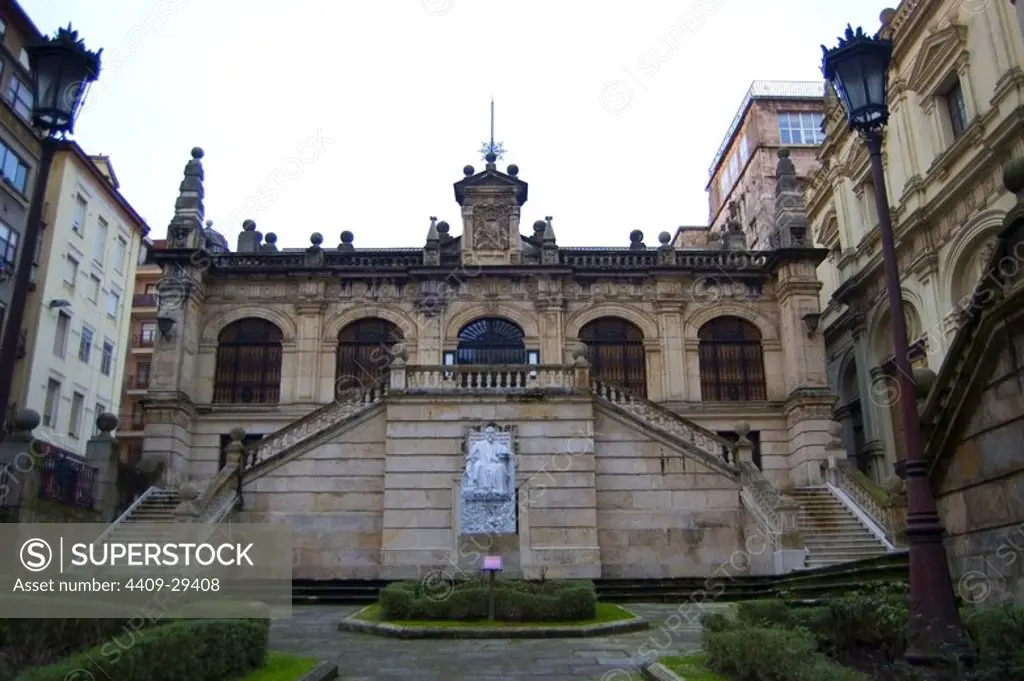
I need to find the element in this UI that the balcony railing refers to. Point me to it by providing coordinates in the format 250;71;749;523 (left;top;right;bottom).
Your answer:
134;333;155;347
398;364;581;393
118;411;146;431
133;293;157;307
37;447;97;510
126;375;150;390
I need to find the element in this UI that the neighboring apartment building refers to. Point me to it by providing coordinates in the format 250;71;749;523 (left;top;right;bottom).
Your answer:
118;238;162;465
0;0;41;348
805;0;1024;482
683;80;824;250
9;144;149;457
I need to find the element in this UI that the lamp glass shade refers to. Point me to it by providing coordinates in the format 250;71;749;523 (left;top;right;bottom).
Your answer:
822;28;892;131
26;27;101;135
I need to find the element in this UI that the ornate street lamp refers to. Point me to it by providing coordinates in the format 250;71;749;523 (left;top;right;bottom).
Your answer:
0;26;101;428
822;26;972;667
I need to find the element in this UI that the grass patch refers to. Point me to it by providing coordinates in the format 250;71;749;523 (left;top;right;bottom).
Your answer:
661;652;727;681
234;652;318;681
354;601;635;628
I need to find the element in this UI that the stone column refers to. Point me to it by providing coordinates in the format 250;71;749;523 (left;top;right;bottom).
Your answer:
655;300;686;401
85;412;122;522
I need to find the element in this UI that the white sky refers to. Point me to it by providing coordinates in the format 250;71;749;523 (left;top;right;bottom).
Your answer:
24;0;883;249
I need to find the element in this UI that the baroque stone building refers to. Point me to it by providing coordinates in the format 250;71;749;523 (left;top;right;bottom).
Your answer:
807;0;1024;483
139;145;851;581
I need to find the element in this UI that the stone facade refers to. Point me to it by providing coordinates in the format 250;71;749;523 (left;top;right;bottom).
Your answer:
807;0;1024;482
140;147;837;580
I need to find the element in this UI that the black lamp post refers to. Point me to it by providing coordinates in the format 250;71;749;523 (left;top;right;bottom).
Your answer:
0;26;101;429
822;26;972;666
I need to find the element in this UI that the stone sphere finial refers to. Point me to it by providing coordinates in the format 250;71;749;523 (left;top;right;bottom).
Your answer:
571;342;588;361
230;427;246;442
437;221;450;234
265;232;277;244
734;421;751;438
243;219;256;231
629;229;643;244
485;151;497;164
880;8;896;25
1002;158;1024;194
507;164;519;176
827;420;843;439
463;165;475;177
777;147;791;159
14;408;40;432
96;412;119;434
310;232;324;246
533;220;547;233
340;230;354;245
178;480;199;501
884;474;906;494
658;231;671;245
205;219;214;229
913;367;937;398
391;342;409;361
191;147;204;159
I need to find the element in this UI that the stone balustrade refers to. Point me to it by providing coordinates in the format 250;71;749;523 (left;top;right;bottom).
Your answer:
826;457;907;547
392;364;582;394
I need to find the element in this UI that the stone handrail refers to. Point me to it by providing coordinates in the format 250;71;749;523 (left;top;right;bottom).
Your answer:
590;378;734;470
91;485;165;546
827;458;905;547
739;461;783;533
398;364;580;393
249;384;387;468
194;461;240;520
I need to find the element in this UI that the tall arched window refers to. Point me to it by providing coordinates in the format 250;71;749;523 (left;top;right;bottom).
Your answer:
336;318;404;395
457;318;525;364
579;317;647;396
698;316;767;401
213;319;283;403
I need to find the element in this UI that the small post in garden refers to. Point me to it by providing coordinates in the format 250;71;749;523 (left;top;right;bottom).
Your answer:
481;555;503;622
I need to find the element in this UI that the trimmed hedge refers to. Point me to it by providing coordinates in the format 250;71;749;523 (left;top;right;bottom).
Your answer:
0;619;163;676
15;619;269;681
704;626;869;681
378;578;597;621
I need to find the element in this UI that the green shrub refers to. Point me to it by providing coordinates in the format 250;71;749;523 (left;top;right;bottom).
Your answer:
700;611;736;634
377;578;597;621
963;604;1024;680
789;606;831;632
0;618;168;676
736;600;794;628
15;619;269;681
705;626;869;681
817;584;908;659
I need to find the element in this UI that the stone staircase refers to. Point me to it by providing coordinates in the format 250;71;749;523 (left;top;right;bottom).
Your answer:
95;486;180;544
790;487;888;569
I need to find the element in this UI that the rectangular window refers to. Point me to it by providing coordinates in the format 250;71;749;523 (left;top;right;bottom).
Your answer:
114;236;127;273
69;392;85;438
945;79;967;139
65;254;79;288
88;274;101;303
778;111;825;145
740;133;749;162
54;311;70;358
72;194;87;234
93;216;107;262
0;219;18;267
719;172;729;199
137;361;151;382
0;142;29;193
101;340;114;376
527;350;539;365
43;379;61;427
139;322;156;345
79;325;93;363
5;75;32;120
107;289;120;319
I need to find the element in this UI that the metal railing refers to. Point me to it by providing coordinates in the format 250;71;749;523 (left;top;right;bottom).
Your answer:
134;333;155;347
37;449;97;510
132;293;157;307
126;375;150;390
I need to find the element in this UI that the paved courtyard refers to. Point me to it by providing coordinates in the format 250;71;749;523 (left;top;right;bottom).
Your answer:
269;603;729;680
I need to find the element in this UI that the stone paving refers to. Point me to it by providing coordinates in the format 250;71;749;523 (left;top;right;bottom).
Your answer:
269;602;730;680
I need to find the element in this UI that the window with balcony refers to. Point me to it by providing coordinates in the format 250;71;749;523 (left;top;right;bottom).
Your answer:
65;254;79;289
107;289;120;319
0;142;28;193
138;323;156;346
69;392;85;438
43;379;61;427
778;111;824;145
101;340;114;376
54;311;70;358
114;236;127;273
5;75;31;120
79;325;93;363
945;79;968;140
16;49;29;71
94;216;107;262
136;362;151;388
87;274;100;303
0;220;18;268
131;402;145;429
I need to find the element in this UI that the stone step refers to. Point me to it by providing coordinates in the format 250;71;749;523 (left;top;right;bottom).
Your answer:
805;539;884;549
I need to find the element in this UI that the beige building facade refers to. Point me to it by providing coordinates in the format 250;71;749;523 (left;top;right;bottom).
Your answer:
806;0;1024;483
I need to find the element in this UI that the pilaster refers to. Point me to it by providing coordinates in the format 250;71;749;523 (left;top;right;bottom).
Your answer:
141;396;197;485
655;300;686;400
294;297;326;402
782;391;835;487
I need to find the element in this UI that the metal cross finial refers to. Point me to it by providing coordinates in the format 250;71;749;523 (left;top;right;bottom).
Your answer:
479;96;506;164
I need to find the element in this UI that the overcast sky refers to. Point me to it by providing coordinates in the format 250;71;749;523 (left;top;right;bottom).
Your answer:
23;0;882;249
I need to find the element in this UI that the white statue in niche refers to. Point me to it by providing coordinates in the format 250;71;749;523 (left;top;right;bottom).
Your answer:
464;426;511;497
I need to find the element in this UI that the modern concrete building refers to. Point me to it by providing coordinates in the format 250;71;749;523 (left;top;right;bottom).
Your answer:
9;142;149;457
0;0;41;370
806;0;1024;482
681;80;825;251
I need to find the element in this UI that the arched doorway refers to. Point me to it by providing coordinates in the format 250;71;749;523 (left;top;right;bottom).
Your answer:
336;318;404;396
837;357;867;472
213;318;284;403
578;317;647;396
697;316;767;401
457;318;525;365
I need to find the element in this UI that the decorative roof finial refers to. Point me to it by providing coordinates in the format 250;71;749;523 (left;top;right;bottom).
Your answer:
479;96;505;167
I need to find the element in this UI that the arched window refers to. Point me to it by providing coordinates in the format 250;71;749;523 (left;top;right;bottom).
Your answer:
579;317;647;396
213;319;283;404
457;318;525;365
698;316;767;401
336;318;404;396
